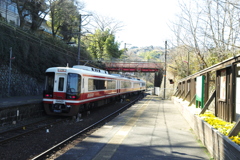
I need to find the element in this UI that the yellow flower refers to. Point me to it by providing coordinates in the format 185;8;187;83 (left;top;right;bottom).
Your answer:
199;112;239;145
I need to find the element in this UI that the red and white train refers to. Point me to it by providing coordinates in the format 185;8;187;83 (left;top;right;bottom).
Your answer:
43;65;146;116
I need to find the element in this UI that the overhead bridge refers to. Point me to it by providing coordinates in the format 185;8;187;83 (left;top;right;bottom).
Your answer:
104;62;163;72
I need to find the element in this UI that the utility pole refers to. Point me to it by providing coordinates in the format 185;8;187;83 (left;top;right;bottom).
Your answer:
163;41;167;99
77;14;92;65
187;51;190;76
77;14;82;65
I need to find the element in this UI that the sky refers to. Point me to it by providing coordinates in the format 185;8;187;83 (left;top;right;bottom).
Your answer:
82;0;179;48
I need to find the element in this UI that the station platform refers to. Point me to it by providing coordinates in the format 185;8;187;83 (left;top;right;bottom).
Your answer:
56;95;210;160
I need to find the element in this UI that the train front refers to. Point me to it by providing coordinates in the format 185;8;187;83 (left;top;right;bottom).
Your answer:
43;67;81;116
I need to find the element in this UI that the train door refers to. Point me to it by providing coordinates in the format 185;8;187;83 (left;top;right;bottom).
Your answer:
53;73;67;101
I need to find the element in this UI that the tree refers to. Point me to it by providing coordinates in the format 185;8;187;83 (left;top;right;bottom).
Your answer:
139;50;162;61
171;0;208;68
48;0;84;42
2;0;15;21
167;45;198;79
13;0;47;31
27;0;48;31
89;14;124;34
83;29;123;60
14;0;29;28
169;0;240;75
82;13;124;60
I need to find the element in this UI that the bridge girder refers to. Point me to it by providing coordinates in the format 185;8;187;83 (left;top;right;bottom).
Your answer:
104;61;163;72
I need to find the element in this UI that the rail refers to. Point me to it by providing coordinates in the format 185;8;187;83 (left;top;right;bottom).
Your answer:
31;94;144;160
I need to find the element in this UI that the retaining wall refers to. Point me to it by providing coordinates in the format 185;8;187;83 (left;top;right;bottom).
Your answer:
0;102;44;126
173;97;240;160
0;65;44;98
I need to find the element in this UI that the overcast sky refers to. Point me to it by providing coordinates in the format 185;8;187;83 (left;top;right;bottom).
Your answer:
82;0;179;48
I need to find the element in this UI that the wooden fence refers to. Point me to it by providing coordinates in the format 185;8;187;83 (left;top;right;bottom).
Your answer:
175;55;240;135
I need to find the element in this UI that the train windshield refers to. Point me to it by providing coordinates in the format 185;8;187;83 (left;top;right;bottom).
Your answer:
67;73;81;93
45;72;55;91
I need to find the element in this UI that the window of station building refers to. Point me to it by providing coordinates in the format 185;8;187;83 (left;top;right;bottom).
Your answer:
121;81;131;88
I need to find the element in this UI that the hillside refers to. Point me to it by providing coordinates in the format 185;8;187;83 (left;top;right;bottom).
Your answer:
0;21;93;97
124;46;165;62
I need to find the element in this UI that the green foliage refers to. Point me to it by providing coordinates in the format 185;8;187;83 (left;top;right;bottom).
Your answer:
14;0;48;30
83;29;123;60
167;46;197;80
28;0;48;31
146;81;154;88
167;44;236;82
206;51;233;67
0;21;91;83
49;0;79;42
139;50;163;61
104;35;123;58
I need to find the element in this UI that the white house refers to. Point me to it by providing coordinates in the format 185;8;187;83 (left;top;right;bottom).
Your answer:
0;0;32;26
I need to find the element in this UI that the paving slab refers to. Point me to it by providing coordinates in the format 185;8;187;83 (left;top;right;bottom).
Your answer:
57;95;211;160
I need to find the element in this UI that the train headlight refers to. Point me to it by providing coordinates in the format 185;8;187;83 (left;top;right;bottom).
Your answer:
66;105;71;108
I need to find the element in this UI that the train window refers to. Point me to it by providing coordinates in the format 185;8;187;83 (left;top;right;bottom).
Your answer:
88;79;94;91
82;78;84;88
96;79;106;90
121;81;131;88
67;73;81;93
106;80;116;89
58;77;64;91
134;83;140;88
45;72;54;91
88;79;106;90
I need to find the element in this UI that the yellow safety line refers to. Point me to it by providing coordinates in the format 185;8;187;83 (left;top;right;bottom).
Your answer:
93;97;152;160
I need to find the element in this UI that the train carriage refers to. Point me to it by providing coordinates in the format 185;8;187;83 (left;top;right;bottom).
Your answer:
43;65;146;116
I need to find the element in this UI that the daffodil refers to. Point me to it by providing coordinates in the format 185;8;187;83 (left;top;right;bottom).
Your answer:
199;112;239;145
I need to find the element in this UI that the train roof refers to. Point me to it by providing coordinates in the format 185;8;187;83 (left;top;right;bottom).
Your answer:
45;65;145;82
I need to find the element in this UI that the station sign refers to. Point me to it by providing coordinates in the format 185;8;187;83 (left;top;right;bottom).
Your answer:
196;76;205;108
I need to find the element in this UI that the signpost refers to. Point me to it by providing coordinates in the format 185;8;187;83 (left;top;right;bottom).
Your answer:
196;76;205;108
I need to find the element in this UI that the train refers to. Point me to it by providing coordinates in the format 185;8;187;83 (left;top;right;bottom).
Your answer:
43;65;146;116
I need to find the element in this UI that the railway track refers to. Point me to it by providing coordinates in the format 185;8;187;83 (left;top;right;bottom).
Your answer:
32;94;144;160
0;117;68;144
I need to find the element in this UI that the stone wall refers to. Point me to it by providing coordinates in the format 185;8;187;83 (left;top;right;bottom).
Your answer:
0;102;44;126
0;65;44;98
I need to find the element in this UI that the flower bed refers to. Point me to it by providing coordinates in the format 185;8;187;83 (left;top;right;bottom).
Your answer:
173;97;240;160
199;112;240;145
